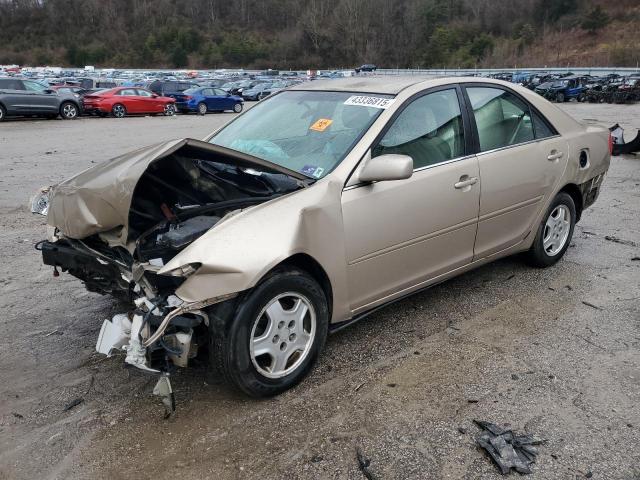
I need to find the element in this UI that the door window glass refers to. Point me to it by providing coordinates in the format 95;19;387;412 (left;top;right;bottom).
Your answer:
136;89;153;97
467;87;534;151
532;111;556;139
214;88;227;96
23;80;47;92
119;89;137;96
373;89;465;169
0;79;25;90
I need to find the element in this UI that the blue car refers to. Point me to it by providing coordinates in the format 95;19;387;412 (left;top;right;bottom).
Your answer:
174;87;244;115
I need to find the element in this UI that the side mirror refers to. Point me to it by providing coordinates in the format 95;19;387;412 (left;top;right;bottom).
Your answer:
151;93;158;98
358;154;413;183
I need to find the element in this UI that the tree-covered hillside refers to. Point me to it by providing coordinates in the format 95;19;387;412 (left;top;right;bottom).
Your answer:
0;0;638;69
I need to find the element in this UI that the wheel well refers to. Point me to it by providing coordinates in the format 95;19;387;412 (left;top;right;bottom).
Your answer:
559;183;583;222
275;254;333;319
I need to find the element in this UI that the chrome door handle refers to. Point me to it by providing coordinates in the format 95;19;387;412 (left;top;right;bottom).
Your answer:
454;176;478;189
547;151;564;161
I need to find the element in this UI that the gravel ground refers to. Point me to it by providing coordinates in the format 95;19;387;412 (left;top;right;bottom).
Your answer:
0;104;639;480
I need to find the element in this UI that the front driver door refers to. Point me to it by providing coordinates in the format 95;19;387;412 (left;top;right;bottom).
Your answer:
135;88;160;113
341;87;480;312
22;80;59;114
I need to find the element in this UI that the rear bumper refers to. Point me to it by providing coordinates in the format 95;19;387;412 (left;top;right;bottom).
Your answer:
578;174;605;210
83;104;108;113
175;101;196;111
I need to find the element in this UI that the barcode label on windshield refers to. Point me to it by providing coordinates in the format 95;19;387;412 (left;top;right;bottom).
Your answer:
344;96;395;109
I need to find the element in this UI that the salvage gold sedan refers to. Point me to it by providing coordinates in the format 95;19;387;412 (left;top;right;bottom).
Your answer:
34;77;611;397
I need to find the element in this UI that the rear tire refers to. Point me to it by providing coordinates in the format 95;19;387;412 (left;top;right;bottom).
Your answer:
233;102;243;113
556;92;565;103
60;102;78;120
112;104;126;118
525;192;576;268
208;268;328;397
0;104;5;122
197;102;207;115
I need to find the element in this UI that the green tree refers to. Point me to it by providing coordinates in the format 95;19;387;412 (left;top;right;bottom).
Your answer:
581;5;610;34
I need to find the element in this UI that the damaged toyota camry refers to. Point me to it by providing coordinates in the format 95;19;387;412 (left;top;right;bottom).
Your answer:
33;77;611;398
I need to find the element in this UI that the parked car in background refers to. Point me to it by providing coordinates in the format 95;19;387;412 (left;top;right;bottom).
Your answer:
35;77;610;397
0;77;82;121
535;76;587;102
242;82;287;101
227;80;266;96
147;80;199;98
82;87;176;118
355;64;377;73
174;87;243;114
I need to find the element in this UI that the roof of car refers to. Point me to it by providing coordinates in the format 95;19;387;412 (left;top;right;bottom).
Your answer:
289;76;438;94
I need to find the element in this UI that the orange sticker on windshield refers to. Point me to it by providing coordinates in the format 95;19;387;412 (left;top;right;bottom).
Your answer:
309;118;333;132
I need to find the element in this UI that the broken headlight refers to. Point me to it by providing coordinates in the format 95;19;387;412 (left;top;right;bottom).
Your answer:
30;186;51;216
162;262;202;278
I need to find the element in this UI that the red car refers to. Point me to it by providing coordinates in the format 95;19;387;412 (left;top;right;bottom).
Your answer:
83;87;177;118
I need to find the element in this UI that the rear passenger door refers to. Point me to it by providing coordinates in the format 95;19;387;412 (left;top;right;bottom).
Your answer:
118;88;141;113
463;85;567;259
0;79;28;114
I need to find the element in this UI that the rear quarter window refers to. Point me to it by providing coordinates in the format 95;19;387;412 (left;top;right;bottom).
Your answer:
0;79;24;90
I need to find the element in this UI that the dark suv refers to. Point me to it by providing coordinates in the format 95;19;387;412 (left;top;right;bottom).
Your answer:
0;78;82;121
147;80;199;99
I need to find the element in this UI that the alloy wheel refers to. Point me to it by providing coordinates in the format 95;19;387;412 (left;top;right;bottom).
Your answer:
198;103;207;115
113;105;125;118
249;292;316;379
62;103;77;119
164;104;176;116
543;205;571;256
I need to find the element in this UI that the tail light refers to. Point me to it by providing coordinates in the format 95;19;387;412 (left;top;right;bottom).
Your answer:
608;132;613;155
184;95;192;100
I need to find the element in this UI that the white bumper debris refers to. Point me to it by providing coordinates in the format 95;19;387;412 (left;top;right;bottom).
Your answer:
95;313;132;356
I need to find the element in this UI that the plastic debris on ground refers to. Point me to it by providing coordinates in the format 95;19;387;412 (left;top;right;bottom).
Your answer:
609;123;640;155
474;420;545;475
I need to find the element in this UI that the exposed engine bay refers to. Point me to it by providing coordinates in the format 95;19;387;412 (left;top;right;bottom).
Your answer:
35;140;307;406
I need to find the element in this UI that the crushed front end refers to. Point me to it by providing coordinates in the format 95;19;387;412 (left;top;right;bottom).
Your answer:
33;138;306;404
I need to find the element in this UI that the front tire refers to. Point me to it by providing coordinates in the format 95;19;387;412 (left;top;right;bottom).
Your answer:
164;103;176;116
526;192;576;267
60;102;78;120
208;268;328;397
556;92;565;103
233;102;243;113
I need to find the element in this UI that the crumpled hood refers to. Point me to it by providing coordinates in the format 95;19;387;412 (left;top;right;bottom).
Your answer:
46;138;306;244
47;140;184;242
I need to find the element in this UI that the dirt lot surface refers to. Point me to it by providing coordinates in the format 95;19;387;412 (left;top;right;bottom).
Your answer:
1;104;639;480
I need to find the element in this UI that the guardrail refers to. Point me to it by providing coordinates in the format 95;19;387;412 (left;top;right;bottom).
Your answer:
372;67;640;76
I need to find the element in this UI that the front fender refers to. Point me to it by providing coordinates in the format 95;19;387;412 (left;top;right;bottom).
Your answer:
166;179;351;323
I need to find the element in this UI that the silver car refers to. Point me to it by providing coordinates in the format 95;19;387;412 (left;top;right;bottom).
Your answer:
35;77;610;397
0;78;81;121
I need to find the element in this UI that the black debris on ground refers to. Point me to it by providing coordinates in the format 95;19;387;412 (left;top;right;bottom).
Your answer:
474;420;545;475
356;447;375;480
63;397;84;412
604;235;637;247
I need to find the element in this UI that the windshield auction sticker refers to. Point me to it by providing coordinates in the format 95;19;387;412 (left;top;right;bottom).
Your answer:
309;118;333;132
344;96;395;109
